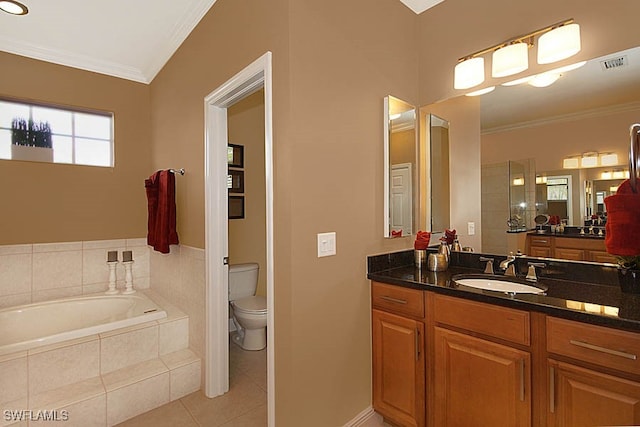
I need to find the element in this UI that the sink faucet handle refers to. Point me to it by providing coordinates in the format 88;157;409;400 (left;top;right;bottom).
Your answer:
526;262;546;281
479;256;494;274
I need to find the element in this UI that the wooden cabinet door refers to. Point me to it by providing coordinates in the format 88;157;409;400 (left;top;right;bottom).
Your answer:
530;246;552;257
587;250;617;263
548;359;640;426
554;248;584;261
434;327;531;427
372;309;425;427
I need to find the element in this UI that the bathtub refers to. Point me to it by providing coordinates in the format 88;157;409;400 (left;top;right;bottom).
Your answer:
0;292;167;355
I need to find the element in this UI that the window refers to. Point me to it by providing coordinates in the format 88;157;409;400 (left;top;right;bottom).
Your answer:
0;99;114;167
547;177;569;201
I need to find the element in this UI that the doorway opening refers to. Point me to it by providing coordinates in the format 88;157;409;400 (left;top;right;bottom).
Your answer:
203;52;274;426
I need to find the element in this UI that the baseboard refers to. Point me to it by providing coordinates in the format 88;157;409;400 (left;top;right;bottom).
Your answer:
344;406;380;426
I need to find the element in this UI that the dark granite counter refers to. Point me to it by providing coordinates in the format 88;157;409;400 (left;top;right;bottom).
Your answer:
367;249;640;332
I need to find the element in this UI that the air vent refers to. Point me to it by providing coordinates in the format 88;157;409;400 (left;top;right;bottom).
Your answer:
600;55;628;71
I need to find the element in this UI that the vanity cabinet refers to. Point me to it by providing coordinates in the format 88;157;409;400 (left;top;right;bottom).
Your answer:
433;295;531;427
546;317;640;426
371;282;425;427
525;234;617;263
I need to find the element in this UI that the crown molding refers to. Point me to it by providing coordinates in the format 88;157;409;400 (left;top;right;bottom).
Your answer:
482;101;640;135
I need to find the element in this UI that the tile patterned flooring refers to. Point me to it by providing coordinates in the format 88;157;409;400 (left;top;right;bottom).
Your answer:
116;339;267;427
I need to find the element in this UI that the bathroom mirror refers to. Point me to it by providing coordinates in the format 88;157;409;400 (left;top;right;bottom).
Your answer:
384;96;417;238
478;45;640;258
429;114;450;233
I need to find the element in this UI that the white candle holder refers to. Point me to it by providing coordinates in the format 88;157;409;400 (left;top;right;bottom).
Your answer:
105;261;119;295
122;261;136;294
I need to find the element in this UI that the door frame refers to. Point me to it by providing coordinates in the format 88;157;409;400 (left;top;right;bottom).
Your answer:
203;51;274;426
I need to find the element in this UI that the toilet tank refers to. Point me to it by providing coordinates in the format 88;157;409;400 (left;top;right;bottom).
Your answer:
228;263;259;301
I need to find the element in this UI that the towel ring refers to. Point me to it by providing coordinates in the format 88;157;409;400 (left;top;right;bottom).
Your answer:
169;168;185;175
630;124;640;194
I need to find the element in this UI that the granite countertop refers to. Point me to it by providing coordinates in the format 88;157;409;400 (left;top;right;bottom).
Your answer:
368;250;640;332
528;231;606;240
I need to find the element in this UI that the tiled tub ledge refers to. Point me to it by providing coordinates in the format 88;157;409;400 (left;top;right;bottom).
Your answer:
0;293;201;427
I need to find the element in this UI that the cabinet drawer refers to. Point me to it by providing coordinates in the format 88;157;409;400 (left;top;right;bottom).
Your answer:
529;236;551;246
434;294;530;346
547;317;640;375
554;248;584;261
372;281;424;318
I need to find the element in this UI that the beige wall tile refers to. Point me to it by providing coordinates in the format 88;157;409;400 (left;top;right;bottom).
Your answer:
100;326;158;374
0;245;31;256
30;393;105;427
82;246;123;286
82;239;126;250
32;286;82;303
33;242;82;253
0;355;27;418
159;319;189;355
0;254;31;297
106;373;170;426
28;339;100;396
32;251;82;291
0;293;30;309
169;361;201;401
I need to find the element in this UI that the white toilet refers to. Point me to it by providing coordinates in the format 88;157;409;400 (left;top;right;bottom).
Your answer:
229;263;267;350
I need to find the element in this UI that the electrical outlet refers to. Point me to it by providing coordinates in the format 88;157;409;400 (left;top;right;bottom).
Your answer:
317;232;337;257
468;222;475;236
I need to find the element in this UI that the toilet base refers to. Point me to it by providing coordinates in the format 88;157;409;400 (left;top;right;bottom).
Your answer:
231;328;266;351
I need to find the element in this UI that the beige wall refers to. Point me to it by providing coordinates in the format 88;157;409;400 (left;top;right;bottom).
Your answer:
482;107;640;171
150;0;417;424
228;90;267;297
0;52;151;245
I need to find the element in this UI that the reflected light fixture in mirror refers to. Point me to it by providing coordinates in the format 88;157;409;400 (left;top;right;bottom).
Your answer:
0;0;28;15
528;72;561;88
465;86;495;97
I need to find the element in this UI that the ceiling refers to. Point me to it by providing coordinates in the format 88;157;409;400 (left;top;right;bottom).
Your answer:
0;0;218;83
0;0;442;84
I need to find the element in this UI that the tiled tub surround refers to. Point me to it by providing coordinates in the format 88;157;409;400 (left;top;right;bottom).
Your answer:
0;293;166;356
0;290;201;427
0;239;151;309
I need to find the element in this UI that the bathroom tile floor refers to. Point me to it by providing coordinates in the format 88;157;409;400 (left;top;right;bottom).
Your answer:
116;337;267;427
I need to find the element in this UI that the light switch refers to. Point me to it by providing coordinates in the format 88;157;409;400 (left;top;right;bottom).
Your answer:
317;232;337;257
468;222;475;236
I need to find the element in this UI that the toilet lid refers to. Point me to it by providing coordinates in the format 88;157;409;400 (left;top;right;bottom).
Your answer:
233;296;267;314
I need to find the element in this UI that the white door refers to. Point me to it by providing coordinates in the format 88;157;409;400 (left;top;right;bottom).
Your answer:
390;163;413;235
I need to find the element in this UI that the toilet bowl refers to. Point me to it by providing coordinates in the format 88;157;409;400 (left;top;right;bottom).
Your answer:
229;263;267;351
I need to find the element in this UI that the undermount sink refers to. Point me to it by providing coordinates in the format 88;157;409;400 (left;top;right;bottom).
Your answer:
452;275;547;295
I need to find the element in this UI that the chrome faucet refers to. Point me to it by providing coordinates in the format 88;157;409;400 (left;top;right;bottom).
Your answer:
526;262;546;282
500;252;517;277
479;257;494;274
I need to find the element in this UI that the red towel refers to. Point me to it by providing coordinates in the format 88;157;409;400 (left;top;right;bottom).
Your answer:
414;231;431;250
604;179;640;256
145;170;179;254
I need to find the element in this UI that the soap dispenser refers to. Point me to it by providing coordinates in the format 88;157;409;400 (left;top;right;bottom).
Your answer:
438;240;450;261
451;237;462;252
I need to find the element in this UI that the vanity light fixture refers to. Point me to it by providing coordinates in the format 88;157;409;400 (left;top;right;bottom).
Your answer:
610;186;619;193
600;153;619;166
562;157;580;169
492;42;529;78
454;19;580;90
601;171;613;180
581;153;599;168
535;176;547;184
612;170;630;179
537;23;581;64
0;0;28;15
465;86;495;97
389;113;402;120
454;57;485;90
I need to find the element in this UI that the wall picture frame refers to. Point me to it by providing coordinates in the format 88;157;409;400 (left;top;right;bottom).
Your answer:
229;196;245;219
228;169;244;193
227;143;244;168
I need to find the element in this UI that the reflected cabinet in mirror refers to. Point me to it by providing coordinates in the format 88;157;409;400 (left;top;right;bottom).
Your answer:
480;46;640;260
384;96;417;238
